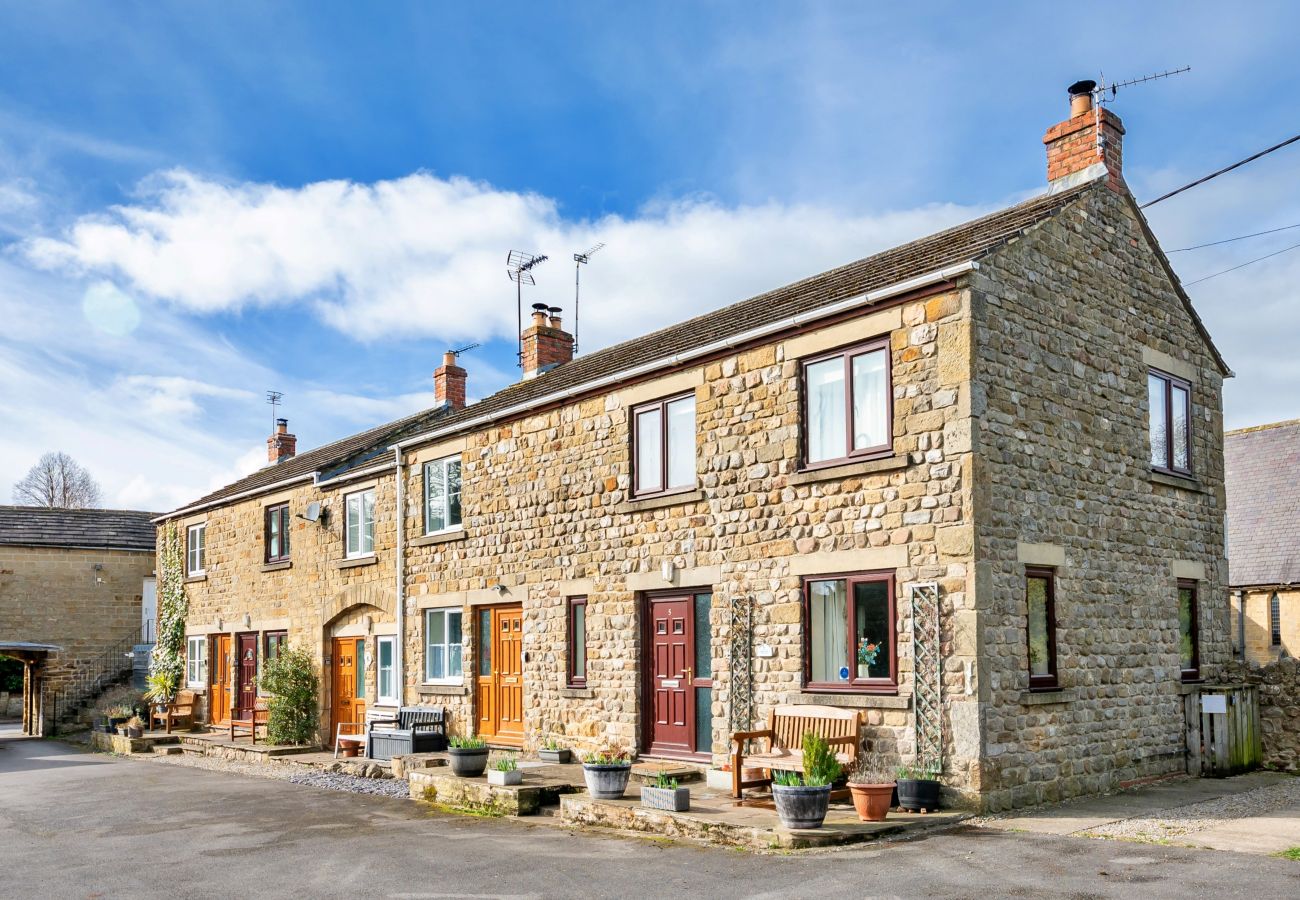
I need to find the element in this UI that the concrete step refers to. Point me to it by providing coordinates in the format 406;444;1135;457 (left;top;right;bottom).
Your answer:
631;761;705;785
153;745;183;756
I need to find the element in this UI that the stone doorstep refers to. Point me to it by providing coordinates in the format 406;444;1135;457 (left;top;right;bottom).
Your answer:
408;766;587;817
559;790;968;851
175;734;320;764
90;731;180;755
630;760;706;785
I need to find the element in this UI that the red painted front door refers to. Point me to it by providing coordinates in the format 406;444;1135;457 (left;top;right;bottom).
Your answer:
236;633;258;719
647;596;694;756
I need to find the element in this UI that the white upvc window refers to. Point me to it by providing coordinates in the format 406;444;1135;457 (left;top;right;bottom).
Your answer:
186;524;206;575
424;608;463;683
186;636;207;688
423;456;463;534
344;489;376;558
376;635;398;705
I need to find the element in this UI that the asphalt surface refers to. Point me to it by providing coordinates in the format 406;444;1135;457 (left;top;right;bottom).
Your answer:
2;728;1298;899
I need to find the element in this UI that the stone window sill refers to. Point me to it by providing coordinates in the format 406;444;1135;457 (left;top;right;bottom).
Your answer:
615;489;704;514
183;574;207;584
334;555;378;570
789;455;908;486
1019;689;1076;705
416;683;467;697
260;560;292;572
792;692;911;710
410;529;467;548
561;687;595;700
1150;470;1202;493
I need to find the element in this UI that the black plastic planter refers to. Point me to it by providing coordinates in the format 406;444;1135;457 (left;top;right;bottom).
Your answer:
896;778;941;812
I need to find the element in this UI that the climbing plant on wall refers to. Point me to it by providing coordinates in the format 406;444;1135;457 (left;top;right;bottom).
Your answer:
149;521;187;698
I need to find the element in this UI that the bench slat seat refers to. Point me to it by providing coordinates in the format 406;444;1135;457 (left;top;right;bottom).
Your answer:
730;704;862;799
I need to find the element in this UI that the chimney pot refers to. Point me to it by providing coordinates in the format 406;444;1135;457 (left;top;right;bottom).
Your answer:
1068;79;1096;116
520;303;574;380
267;419;297;464
1044;79;1125;192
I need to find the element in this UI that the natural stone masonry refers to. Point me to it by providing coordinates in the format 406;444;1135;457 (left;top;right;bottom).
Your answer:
1222;658;1300;772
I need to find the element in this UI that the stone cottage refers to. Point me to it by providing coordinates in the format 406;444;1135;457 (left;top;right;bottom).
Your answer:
1225;418;1300;664
156;82;1229;811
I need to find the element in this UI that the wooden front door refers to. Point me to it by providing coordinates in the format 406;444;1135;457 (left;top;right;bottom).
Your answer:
331;637;366;743
236;632;258;719
644;593;714;759
476;605;524;747
210;633;231;725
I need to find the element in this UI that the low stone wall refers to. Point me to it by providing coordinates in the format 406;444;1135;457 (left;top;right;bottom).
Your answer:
0;691;20;720
1221;658;1300;772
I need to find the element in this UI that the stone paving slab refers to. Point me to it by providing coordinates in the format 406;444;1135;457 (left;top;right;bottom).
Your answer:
1180;803;1300;855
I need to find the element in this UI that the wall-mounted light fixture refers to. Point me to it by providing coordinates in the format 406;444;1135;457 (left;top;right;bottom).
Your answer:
661;559;676;582
242;613;252;629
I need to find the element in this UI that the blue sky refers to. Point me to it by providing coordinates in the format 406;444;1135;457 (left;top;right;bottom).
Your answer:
2;1;1298;510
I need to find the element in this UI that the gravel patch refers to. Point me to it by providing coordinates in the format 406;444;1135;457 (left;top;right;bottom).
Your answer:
1084;778;1300;842
149;752;412;799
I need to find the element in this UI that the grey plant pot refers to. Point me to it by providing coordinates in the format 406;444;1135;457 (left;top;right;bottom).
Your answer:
641;785;690;812
583;763;632;799
772;783;832;829
448;747;489;778
487;768;523;786
538;748;572;764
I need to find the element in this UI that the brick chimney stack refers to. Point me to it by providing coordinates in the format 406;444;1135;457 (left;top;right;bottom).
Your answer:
434;350;467;411
521;303;574;380
1044;79;1125;192
267;418;297;464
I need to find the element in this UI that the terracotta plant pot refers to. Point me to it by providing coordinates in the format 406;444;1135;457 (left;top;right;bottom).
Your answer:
848;781;895;822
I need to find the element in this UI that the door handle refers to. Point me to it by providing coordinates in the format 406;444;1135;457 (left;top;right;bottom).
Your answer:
683;667;693;682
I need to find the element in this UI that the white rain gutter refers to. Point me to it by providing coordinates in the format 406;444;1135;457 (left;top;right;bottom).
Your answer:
390;260;979;453
393;445;406;704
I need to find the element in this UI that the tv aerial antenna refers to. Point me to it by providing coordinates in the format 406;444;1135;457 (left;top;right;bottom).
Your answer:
507;250;549;368
1094;66;1190;103
266;390;283;432
572;242;605;356
451;342;480;358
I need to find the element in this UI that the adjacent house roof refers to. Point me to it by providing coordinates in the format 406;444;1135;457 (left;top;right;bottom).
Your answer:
1225;419;1300;588
0;506;158;552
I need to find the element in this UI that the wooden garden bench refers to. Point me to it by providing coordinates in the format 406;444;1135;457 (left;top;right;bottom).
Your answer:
229;699;269;743
150;689;196;734
729;704;862;799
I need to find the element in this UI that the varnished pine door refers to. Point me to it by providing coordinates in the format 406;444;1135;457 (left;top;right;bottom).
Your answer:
331;637;366;743
210;633;231;725
476;605;523;747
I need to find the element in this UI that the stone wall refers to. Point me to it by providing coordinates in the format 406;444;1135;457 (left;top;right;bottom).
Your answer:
1221;658;1300;772
970;184;1229;809
0;545;153;696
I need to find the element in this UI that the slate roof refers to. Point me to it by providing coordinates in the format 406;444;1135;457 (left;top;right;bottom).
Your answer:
0;506;157;552
1226;420;1300;588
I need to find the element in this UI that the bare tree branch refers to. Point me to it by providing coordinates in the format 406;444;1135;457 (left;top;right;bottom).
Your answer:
12;452;103;508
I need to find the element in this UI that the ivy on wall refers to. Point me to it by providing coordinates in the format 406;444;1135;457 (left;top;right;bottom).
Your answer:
149;521;188;690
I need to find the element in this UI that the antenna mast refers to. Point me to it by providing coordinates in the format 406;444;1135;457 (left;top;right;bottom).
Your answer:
572;242;605;355
266;390;283;433
506;251;549;369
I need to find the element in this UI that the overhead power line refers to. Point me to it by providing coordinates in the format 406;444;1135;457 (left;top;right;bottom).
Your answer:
1141;131;1300;208
1183;239;1300;286
1166;222;1300;253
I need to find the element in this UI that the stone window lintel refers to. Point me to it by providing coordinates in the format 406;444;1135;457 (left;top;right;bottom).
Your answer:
1018;688;1077;705
260;560;292;573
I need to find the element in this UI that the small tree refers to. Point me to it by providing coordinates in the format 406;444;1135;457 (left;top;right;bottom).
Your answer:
259;646;319;746
12;451;103;508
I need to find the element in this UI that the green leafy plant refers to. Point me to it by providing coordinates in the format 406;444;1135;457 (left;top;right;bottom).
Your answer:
581;748;631;766
772;769;804;787
106;704;135;718
542;737;563;751
493;754;518;772
895;760;942;781
801;732;842;787
651;772;679;790
149;522;188;692
449;735;487;749
144;671;178;706
258;645;318;746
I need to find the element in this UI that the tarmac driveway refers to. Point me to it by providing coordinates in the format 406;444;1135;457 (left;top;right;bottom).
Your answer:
2;731;1299;899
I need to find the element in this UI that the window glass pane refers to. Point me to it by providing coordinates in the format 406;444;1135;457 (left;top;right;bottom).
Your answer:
1027;576;1051;677
268;510;281;559
853;580;891;680
806;358;846;464
1171;384;1190;471
851;349;888;450
355;641;365;699
572;603;586;679
448;611;463;677
478;609;492;676
346;495;360;555
362;491;375;553
694;593;712;679
809;579;849;682
1178;588;1195;671
427;611;445;680
666;396;696;489
695;685;712;753
378;638;393;700
280;509;290;556
425;462;445;532
1148;374;1167;467
636;408;663;493
447;459;462;528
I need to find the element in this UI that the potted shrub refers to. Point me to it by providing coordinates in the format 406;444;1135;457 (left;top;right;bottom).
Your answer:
448;736;490;777
771;732;841;830
538;737;572;765
895;762;942;813
487;754;522;786
124;716;146;739
846;756;896;822
640;772;689;812
106;704;133;733
581;749;633;799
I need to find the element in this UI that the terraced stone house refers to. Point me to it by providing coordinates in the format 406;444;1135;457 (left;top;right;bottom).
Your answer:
156;84;1229;810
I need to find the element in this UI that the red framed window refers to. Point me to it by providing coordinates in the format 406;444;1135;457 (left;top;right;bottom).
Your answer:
1026;567;1059;690
567;596;587;687
264;503;290;563
1178;580;1200;682
801;338;892;469
802;571;896;693
1148;369;1192;475
631;392;697;497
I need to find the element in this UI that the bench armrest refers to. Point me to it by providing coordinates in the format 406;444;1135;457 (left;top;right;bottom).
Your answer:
367;717;399;734
730;729;775;746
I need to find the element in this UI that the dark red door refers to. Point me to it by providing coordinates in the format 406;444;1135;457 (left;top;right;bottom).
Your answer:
236;633;258;719
647;596;694;756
